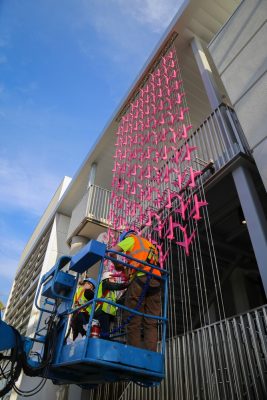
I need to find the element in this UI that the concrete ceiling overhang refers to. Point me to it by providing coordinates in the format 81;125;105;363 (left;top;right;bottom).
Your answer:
58;0;241;216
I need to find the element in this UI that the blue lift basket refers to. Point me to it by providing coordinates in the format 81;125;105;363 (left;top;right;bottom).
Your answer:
29;240;169;388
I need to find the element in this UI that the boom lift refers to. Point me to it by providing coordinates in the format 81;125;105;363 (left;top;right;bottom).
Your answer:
0;240;168;397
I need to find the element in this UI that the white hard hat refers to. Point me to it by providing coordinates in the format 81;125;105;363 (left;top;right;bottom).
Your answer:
102;271;113;280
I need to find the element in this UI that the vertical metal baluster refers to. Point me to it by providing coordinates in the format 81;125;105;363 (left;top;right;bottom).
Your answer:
197;330;208;400
224;107;243;154
246;312;267;397
165;339;170;400
170;338;176;399
213;322;228;399
186;333;195;399
219;321;236;399
207;325;221;399
254;309;267;367
201;119;214;166
204;327;217;400
215;107;235;160
91;184;96;217
232;317;253;399
172;337;180;400
177;335;184;400
192;331;201;400
208;108;228;166
96;185;100;218
100;187;103;220
225;320;243;399
198;121;212;165
205;114;221;167
195;125;206;168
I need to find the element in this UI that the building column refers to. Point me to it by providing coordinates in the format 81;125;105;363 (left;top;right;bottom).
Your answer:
191;37;221;109
69;235;88;256
232;166;267;296
87;162;97;188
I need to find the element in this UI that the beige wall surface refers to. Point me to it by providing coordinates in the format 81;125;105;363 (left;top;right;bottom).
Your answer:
18;176;72;272
208;0;267;189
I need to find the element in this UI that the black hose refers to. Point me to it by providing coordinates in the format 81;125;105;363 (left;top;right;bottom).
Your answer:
0;327;23;397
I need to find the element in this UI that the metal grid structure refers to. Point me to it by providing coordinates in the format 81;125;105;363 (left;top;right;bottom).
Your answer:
81;305;267;400
119;305;267;400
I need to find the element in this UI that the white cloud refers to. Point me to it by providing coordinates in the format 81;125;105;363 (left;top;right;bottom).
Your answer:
78;0;181;58
0;156;61;216
116;0;181;32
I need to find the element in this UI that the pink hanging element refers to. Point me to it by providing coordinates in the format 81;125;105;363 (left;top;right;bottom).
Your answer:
159;247;170;269
173;170;188;190
108;45;208;260
180;123;192;139
165;216;174;239
174;195;191;220
177;107;189;121
189;194;208;220
175;224;196;256
183;144;198;162
188;167;202;188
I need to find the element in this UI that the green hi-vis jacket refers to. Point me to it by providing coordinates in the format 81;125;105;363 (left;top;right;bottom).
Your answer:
74;282;117;316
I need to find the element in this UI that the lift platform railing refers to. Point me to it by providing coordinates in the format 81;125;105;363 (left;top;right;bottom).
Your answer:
58;250;168;352
28;239;169;387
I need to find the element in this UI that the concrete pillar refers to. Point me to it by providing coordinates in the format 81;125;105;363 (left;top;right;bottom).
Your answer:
191;37;221;109
232;165;267;296
69;235;88;256
87;162;97;188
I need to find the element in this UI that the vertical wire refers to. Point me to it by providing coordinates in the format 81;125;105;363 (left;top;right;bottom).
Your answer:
198;175;226;321
173;45;219;399
173;48;195;336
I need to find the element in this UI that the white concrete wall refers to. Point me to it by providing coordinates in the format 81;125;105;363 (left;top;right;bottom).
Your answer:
208;0;267;189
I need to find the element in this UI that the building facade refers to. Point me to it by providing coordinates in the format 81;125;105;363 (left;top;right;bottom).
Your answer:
3;0;267;399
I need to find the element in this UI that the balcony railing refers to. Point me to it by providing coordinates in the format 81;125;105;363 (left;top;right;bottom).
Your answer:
67;184;111;240
119;304;267;400
189;103;251;174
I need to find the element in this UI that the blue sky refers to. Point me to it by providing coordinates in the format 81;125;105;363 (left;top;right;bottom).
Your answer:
0;0;182;305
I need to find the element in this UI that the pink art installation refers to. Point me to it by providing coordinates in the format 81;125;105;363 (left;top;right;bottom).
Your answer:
107;45;208;264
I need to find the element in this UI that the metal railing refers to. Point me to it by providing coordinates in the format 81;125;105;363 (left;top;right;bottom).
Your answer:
119;304;267;400
86;184;111;223
189;103;251;174
68;184;111;239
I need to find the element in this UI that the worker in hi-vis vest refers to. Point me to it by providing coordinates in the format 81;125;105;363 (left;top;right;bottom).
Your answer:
71;277;96;340
71;273;129;340
109;230;161;352
94;271;129;338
